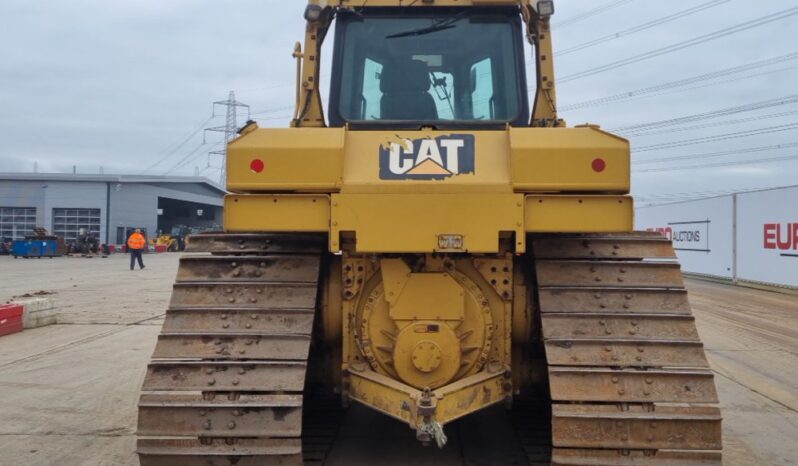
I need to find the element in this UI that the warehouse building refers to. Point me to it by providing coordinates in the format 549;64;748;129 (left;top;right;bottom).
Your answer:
0;173;225;246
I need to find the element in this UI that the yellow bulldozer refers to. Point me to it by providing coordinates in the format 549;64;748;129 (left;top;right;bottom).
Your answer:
137;1;722;464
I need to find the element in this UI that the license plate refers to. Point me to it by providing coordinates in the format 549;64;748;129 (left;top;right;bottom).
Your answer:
437;234;464;251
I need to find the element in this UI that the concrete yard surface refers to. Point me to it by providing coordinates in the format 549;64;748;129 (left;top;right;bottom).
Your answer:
0;254;797;465
1;253;177;325
688;280;798;465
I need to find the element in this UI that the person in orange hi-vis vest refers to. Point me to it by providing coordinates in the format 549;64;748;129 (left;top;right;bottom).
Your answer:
127;229;147;271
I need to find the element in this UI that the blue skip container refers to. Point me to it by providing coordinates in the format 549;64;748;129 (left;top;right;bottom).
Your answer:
12;239;59;258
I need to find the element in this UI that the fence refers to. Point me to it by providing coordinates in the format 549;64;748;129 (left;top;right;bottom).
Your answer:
635;185;798;289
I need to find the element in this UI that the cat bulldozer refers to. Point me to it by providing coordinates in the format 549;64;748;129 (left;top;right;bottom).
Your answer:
137;1;722;464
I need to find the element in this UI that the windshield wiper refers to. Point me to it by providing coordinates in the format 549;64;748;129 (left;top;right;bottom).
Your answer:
386;23;457;39
385;12;468;39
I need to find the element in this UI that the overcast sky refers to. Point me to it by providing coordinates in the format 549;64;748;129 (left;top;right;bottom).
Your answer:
1;0;796;204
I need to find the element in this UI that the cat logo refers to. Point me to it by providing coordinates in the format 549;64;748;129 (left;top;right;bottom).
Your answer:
379;134;476;180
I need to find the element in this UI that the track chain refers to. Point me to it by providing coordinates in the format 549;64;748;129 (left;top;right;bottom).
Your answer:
532;233;723;466
136;233;333;466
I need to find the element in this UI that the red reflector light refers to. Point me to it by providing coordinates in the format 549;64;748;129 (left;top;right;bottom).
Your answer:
592;158;606;173
250;159;265;173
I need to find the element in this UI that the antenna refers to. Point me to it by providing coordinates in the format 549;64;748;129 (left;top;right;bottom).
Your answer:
204;91;250;186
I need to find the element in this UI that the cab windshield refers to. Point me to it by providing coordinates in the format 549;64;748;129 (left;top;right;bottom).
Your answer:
329;8;529;128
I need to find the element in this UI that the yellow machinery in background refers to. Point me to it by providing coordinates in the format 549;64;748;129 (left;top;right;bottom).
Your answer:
137;1;722;465
150;225;189;252
150;234;177;251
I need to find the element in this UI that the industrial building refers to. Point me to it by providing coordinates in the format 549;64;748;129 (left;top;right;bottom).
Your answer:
0;173;225;246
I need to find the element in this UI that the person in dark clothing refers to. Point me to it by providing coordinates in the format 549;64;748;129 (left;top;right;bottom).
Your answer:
127;229;146;270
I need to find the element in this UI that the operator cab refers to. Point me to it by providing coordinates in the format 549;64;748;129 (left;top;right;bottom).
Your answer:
329;7;530;129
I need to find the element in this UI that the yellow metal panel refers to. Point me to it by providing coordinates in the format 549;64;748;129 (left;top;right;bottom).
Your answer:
510;127;630;193
224;194;330;232
389;273;465;322
347;367;509;428
227;126;631;196
525;195;634;233
380;258;411;307
341;131;512;194
226;128;344;192
331;193;525;253
347;368;418;426
528;7;559;125
434;371;509;424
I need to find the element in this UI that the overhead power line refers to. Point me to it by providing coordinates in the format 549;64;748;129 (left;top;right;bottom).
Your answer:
558;68;795;111
634;142;798;165
142;115;214;173
623;110;798;137
163;142;224;175
634;122;798;152
559;6;798;84
555;0;636;29
236;83;295;94
637;190;738;201
633;154;798;173
558;0;730;57
558;52;798;110
613;94;798;133
253;115;294;123
638;188;743;200
636;185;787;199
250;105;295;116
162;142;209;175
634;184;795;205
